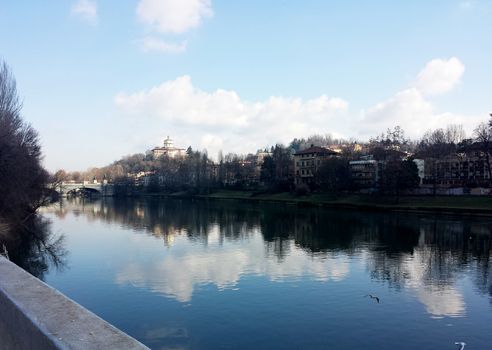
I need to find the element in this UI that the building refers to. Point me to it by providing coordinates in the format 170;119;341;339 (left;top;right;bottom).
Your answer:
423;152;491;187
413;159;425;185
349;159;380;188
152;136;186;159
255;150;271;164
349;158;425;189
294;146;338;185
254;150;272;181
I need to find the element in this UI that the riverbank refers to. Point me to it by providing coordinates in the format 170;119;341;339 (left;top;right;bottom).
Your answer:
142;190;492;216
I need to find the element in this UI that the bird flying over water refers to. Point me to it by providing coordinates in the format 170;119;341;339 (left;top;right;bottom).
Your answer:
364;294;380;303
455;342;466;350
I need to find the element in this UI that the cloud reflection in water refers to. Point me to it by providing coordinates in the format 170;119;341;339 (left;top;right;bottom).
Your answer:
116;225;350;302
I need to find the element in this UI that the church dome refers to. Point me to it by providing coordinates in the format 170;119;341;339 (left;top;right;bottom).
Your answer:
163;136;173;148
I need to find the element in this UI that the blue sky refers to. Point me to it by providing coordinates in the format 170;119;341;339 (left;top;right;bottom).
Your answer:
0;0;491;171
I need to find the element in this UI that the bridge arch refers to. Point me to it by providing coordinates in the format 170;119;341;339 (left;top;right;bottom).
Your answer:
66;187;102;197
51;182;114;197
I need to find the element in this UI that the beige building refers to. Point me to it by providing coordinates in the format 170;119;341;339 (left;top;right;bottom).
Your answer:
294;146;338;185
152;136;186;159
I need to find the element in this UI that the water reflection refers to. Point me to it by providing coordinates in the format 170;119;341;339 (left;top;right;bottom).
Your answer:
2;215;67;280
46;198;492;317
115;226;350;302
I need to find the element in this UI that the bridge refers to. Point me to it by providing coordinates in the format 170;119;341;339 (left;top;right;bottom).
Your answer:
54;182;114;197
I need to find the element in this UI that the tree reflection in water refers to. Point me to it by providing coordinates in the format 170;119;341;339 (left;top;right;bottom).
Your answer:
2;215;67;280
48;197;492;304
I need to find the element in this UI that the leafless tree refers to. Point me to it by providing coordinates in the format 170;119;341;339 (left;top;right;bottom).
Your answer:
473;122;492;182
445;124;466;144
0;61;48;221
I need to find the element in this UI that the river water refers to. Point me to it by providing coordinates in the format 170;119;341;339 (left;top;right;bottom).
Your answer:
36;197;492;349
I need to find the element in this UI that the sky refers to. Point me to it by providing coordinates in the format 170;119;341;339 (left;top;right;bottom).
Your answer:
0;0;491;171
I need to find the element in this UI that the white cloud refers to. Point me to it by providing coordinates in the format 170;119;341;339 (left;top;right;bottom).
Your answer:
115;76;349;156
140;36;187;53
136;0;213;34
200;134;223;153
415;57;465;96
358;57;482;139
115;57;485;154
360;88;434;137
71;0;97;24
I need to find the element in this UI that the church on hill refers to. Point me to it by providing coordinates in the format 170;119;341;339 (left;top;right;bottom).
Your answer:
151;136;186;159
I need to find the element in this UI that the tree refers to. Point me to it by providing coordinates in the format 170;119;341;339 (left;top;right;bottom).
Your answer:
288;134;348;153
414;125;466;192
370;126;410;152
316;158;351;194
260;145;293;192
379;159;419;199
260;155;275;188
0;61;48;220
473;122;492;183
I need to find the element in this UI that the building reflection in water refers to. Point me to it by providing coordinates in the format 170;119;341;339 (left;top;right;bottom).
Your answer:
44;198;492;317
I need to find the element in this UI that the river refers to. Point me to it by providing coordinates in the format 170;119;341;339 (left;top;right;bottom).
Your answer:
32;197;492;349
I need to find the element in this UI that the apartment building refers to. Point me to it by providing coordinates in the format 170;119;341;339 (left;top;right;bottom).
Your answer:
294;146;338;185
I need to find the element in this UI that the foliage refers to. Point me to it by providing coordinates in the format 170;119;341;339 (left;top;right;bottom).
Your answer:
416;125;465;158
289;134;348;152
370;126;411;151
113;176;136;197
260;145;293;192
316;157;352;194
378;159;419;196
56;117;492;198
473;122;492;182
294;183;309;196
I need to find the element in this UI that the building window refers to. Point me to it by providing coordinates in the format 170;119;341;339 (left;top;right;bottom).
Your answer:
302;170;305;175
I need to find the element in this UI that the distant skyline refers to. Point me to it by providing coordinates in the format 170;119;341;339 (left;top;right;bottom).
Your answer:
0;0;491;171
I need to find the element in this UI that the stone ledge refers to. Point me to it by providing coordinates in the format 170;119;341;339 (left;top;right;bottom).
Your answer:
0;257;149;350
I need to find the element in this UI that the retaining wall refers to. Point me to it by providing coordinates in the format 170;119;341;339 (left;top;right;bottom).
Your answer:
0;257;149;350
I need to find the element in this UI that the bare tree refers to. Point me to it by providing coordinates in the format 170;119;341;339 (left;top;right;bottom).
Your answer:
473;122;492;182
0;61;48;220
445;124;466;144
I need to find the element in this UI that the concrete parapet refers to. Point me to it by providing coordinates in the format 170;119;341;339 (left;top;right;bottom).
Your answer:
0;257;148;350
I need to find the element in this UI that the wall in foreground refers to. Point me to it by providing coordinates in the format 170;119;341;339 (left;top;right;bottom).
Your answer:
0;257;148;350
